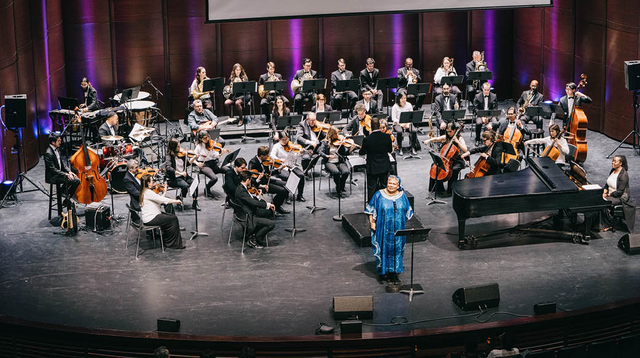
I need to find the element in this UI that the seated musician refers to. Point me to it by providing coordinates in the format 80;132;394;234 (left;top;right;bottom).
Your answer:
190;66;213;109
359;57;383;105
271;95;291;129
293;58;318;114
235;170;276;249
223;157;247;200
270;131;306;202
391;92;419;156
44;133;81;204
473;82;499;145
165;138;198;210
344;103;371;137
517;80;544;130
259;62;287;123
79;77;100;113
524;124;569;165
310;93;333;113
295;112;324;171
138;174;185;249
319;126;355;197
248;146;290;215
225;63;250;126
397;57;425;110
497;105;531;157
190;130;227;199
433;57;462;95
555;82;592;129
98;112;119;138
188;99;218;134
423;122;468;195
432;83;460;134
602;155;636;232
461;130;504;176
355;90;378;115
465;51;489;107
330;58;358;111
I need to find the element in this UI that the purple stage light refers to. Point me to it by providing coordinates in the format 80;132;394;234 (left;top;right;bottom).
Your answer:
289;19;302;98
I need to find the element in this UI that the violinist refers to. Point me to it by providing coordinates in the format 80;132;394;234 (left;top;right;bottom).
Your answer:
295;112;323;171
270;131;306;202
191;131;227;199
461;130;504;176
379;119;398;152
235;170;276;249
555;82;592;129
524;124;569;165
165;138;198;210
319;126;355;197
391;92;419;156
139;174;185;249
223;157;247;199
497;106;531;159
248;146;290;215
423;122;468;195
188;99;218;133
345;103;371;136
355;90;378;115
310;93;333;113
271;95;290;129
432;83;460;134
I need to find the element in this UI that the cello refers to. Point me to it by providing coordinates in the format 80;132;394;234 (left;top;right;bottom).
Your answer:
566;74;588;162
429;123;464;181
466;144;493;179
500;120;522;165
70;109;108;204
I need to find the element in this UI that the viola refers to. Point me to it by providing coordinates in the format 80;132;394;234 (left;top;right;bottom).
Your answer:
249;168;270;179
430;124;464;181
262;156;284;169
566;73;588;162
150;182;167;194
176;149;196;158
69;109;108;204
332;134;360;149
205;139;230;153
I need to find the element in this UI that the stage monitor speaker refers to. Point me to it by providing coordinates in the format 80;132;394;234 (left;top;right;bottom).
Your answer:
4;94;27;128
534;302;557;315
340;320;362;336
332;295;373;320
157;317;180;332
624;60;640;91
452;283;500;311
618;233;640;255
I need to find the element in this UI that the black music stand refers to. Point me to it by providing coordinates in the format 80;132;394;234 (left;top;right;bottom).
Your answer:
58;97;79;110
120;86;141;104
189;176;208;240
202;77;224;113
284;172;306;237
441;109;466;124
608;89;640;157
398;227;432;301
407;83;432;102
476;109;502;133
207;128;221;142
524;106;545;128
378;77;399;109
276;115;303;139
232;81;257;143
440;75;464;87
334;79;360;112
263;80;286;120
220;148;240;171
316;111;341;125
302;78;327;95
427;151;447;206
304;154;325;214
466;71;493;107
399;110;425;160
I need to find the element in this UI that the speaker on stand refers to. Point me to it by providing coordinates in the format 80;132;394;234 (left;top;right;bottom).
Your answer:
608;61;640;158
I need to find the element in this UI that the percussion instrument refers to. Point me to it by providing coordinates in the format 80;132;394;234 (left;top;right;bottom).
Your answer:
101;135;124;142
107;162;129;193
113;90;151;102
123;100;157;126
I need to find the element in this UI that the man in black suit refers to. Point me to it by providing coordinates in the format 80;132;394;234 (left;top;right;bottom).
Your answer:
223;157;247;200
292;58;318;114
397;57;425;110
355;90;378;115
330;58;358;111
359;117;393;202
517;80;545;130
359;57;383;105
98;112;119;138
556;82;592;129
44;133;80;204
235;170;276;249
259;61;287;122
248;146;289;215
465;50;488;107
79;77;100;113
295;112;323;170
432;83;460;134
345;103;370;137
473;82;499;144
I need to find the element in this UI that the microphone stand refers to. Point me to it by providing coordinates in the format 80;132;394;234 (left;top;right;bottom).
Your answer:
144;77;165;102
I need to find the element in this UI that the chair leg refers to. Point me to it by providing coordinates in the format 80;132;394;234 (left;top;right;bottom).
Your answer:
265;234;268;247
48;183;54;220
159;230;164;253
241;223;247;255
125;212;131;248
228;220;234;244
136;229;142;259
151;228;157;248
220;205;227;239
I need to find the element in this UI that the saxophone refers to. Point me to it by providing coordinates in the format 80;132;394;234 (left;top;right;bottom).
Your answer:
259;73;279;98
291;72;313;94
518;90;534;114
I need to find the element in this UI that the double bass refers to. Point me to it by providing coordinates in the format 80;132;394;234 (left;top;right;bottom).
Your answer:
429;124;464;181
70;109;108;204
566;74;588;162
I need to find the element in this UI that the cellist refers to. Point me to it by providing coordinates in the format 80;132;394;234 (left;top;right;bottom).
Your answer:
524;124;570;166
461;130;505;177
422;122;468;195
497;106;530;166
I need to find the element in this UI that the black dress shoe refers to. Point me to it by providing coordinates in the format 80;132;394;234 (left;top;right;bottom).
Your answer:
297;195;306;202
276;207;290;214
273;211;283;217
176;245;186;249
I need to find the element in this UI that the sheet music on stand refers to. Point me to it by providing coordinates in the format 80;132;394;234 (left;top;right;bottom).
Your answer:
189;175;199;197
129;123;154;142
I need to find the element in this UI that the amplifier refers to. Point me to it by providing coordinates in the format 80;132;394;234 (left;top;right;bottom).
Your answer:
86;203;111;231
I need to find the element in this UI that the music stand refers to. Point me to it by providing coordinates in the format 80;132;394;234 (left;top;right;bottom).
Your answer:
302;78;327;94
120;86;141;104
335;79;360;112
407;83;432;98
441;109;466;124
188;176;208;240
466;71;493;107
399;110;424;160
316;111;341;125
232;81;258;142
440;75;464;86
304;154;325;214
284;172;306;237
220;148;240;171
202;77;224;112
372;113;389;121
476;109;502;119
524;106;545;130
276;115;303;139
58;97;79;110
427;151;447;205
398;227;432;301
378;77;399;109
207;128;221;142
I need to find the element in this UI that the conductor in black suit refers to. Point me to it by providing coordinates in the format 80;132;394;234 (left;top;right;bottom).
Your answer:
517;80;545;130
292;58;318;114
472;82;499;144
44;133;80;202
235;170;276;249
355;90;378;115
330;58;358;111
556;82;592;129
397;57;425;110
359;117;393;202
359;57;383;105
259;62;287;122
98;112;119;138
432;83;460;134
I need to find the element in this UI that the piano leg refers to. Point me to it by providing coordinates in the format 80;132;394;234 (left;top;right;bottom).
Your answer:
458;219;468;249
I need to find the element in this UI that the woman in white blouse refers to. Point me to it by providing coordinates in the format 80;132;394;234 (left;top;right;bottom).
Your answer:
139;174;185;249
391;92;418;156
433;57;461;95
190;131;226;198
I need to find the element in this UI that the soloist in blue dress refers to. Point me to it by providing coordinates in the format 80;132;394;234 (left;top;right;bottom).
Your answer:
365;189;413;275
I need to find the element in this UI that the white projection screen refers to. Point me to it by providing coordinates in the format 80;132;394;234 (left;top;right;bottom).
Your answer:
206;0;552;23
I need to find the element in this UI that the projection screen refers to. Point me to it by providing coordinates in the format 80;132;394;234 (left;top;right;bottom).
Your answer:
206;0;552;23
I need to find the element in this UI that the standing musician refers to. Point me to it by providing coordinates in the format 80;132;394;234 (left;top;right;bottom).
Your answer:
270;131;306;202
225;63;250;126
555;82;592;129
330;58;358;111
191;130;227;199
391;92;419;156
292;58;318;114
360;57;383;105
223;157;247;199
465;51;489;107
356;90;378;115
517;80;544;130
397;57;425;110
259;62;287;123
524;124;570;165
359;117;393;202
461;130;505;176
139;174;185;250
310;93;332;113
434;57;461;95
189;66;214;109
44;133;81;204
235;170;276;249
295;112;324;171
165;138;198;210
423;122;468;195
345;103;371;137
188;99;218;133
473;82;499;145
79;77;100;113
248;146;290;215
98;112;119;138
432;83;460;134
319;126;355;197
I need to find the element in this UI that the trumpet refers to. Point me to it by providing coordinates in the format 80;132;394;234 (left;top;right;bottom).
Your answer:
258;73;279;98
406;68;418;84
473;51;487;89
291;72;313;94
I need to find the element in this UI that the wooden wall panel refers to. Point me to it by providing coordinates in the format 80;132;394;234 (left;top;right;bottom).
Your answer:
422;12;468;89
0;0;18;181
512;8;543;101
322;15;370;83
372;14;420;80
542;0;575;102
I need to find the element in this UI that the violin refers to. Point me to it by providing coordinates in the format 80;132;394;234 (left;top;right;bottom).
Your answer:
205;139;230;153
311;121;331;133
360;115;372;134
283;141;304;153
150;182;167;194
136;167;157;180
176;149;196;158
332;134;360;149
262;156;285;169
249;168;270;179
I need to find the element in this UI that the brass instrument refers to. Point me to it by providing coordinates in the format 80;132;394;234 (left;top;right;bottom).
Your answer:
473;51;487;89
518;90;534;114
258;73;279;98
223;77;242;99
446;58;456;76
406;68;418;84
291;72;313;94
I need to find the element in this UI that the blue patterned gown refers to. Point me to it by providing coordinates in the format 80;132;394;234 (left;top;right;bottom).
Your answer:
365;189;413;275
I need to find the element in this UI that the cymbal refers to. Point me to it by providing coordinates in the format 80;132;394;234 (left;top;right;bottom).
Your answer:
101;135;124;141
136;128;156;134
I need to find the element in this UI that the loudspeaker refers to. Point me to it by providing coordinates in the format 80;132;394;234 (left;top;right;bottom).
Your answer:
157;317;180;332
4;94;27;128
332;296;373;320
85;204;111;232
618;233;640;255
452;283;500;311
624;60;640;91
340;320;362;336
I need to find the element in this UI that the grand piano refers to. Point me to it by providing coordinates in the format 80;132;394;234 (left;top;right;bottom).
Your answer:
452;157;610;249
